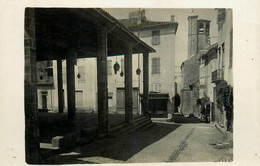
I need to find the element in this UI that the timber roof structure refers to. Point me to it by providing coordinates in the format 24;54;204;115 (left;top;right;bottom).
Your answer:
32;8;156;61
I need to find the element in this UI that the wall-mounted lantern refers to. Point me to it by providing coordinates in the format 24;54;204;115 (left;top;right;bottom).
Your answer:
136;68;141;75
77;73;81;79
113;62;120;74
120;71;124;77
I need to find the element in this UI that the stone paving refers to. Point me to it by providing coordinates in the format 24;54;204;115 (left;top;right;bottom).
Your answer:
43;118;233;164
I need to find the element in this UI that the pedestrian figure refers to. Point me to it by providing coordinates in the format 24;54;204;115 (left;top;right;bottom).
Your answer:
174;93;181;113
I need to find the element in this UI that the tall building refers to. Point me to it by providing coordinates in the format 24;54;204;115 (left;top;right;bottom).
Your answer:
188;16;211;58
180;16;212;116
191;9;233;131
111;10;179;117
212;9;233;131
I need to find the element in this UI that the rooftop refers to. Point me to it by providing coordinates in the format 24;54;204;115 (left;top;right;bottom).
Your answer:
117;10;178;32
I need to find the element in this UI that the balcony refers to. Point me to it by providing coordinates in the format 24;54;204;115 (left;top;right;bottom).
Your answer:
212;69;224;83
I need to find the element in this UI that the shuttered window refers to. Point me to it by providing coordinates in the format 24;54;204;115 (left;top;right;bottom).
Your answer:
107;60;112;75
76;90;83;107
152;30;160;45
152;58;160;74
78;66;85;83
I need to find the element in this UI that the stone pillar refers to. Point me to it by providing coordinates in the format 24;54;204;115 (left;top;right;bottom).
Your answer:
66;52;77;120
124;43;133;123
57;59;64;113
143;52;149;117
97;28;109;135
24;8;40;164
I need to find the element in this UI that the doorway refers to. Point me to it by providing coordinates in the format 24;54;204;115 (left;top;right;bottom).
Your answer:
116;87;139;114
41;91;48;109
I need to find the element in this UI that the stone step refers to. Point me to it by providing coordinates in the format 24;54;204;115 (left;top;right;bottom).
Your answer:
109;123;133;137
133;116;147;125
133;115;146;123
40;143;59;150
109;116;146;136
109;122;128;134
141;122;155;131
129;119;152;133
133;117;152;128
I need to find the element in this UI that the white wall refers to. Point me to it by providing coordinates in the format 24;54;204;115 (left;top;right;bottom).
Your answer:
218;10;233;87
139;28;176;99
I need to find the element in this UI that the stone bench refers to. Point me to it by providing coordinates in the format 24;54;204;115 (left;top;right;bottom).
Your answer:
52;133;77;149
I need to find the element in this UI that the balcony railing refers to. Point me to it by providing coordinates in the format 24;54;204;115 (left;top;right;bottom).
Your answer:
212;69;224;82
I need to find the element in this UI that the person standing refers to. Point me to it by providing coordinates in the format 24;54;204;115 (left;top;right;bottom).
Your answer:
174;93;181;113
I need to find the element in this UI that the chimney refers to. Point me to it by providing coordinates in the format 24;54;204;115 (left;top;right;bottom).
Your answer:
129;10;146;24
171;15;175;22
140;10;146;22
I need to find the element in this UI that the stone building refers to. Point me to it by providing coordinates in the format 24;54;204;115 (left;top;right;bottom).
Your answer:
199;43;218;118
180;54;200;116
180;16;211;116
37;58;98;113
114;10;179;117
212;9;233;131
197;9;233;131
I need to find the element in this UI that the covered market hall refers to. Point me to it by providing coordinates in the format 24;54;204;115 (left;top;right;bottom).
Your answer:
24;8;155;163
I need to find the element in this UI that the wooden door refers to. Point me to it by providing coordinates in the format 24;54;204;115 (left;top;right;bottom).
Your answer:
41;92;47;109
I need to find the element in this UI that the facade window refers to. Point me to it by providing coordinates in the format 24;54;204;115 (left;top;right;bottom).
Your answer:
198;23;204;33
75;90;83;107
221;43;225;68
218;47;221;69
37;61;54;85
152;83;161;92
205;23;210;33
152;58;160;74
107;60;112;75
62;67;66;83
121;58;124;72
78;66;85;83
151;30;160;45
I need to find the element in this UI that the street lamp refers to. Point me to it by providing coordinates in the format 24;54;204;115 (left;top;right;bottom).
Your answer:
113;62;120;74
136;68;141;75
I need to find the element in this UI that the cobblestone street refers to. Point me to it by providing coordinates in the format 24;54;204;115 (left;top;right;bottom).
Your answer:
44;120;233;164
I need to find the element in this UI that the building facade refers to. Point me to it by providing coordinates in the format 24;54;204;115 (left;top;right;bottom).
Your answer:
197;9;233;131
212;9;233;131
180;16;211;117
199;43;218;119
118;10;178;116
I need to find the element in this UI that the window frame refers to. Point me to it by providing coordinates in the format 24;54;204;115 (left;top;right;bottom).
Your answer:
77;66;86;83
151;57;160;74
151;30;160;46
107;60;112;75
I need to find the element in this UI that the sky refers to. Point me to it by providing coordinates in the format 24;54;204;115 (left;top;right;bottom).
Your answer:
105;8;218;68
